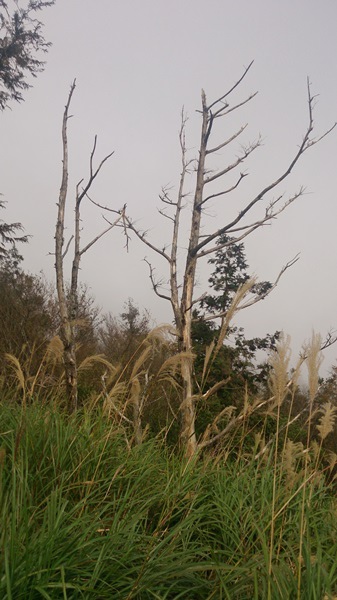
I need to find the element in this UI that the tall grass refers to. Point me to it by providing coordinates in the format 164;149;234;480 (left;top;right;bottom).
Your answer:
1;331;337;597
1;399;337;599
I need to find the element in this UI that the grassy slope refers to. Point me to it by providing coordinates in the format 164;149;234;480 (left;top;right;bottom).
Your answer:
1;402;337;599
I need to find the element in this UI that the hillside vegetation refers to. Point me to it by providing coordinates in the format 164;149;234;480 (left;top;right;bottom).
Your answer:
1;352;337;600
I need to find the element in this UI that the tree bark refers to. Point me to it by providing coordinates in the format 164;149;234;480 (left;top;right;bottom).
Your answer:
55;84;119;411
177;91;208;456
55;81;78;412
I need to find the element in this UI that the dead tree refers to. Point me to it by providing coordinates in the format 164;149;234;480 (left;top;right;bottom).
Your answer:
122;63;335;457
55;81;124;411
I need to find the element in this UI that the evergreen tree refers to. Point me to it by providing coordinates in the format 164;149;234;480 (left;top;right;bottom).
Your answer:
99;299;150;365
0;199;28;258
193;235;280;431
201;233;273;315
0;0;54;110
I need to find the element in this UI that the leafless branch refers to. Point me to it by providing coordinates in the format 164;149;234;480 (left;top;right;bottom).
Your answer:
76;138;114;206
90;135;97;178
240;254;300;309
214;92;258;118
197;188;305;259
201;172;248;206
143;258;171;301
194;81;336;258
207;60;254;111
126;217;171;262
99;204;130;250
201;255;300;323
204;138;261;185
300;329;337;358
159;186;177;206
86;195;131;250
158;208;175;223
206;124;248;154
62;235;74;259
80;210;125;256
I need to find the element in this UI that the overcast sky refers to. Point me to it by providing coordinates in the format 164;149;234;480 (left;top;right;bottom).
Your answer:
1;0;337;375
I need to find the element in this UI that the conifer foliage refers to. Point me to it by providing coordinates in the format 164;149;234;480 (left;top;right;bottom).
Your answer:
0;0;54;110
0;199;28;257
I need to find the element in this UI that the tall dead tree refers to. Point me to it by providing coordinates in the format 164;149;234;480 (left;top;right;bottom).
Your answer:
125;63;335;457
55;81;123;411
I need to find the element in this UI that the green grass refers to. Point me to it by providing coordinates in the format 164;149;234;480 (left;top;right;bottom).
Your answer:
1;401;337;599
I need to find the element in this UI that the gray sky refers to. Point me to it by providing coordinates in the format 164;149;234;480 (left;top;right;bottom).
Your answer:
1;0;337;375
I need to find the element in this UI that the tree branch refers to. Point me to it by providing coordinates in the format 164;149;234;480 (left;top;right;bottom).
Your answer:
207;60;254;111
62;235;74;260
197;188;305;259
201;172;248;206
143;258;171;301
214;92;258;118
80;209;125;256
206;124;248;155
204;138;261;185
194;80;336;257
125;217;171;262
76;138;114;206
201;255;300;322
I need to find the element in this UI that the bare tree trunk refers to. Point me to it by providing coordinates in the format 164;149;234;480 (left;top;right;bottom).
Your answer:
62;340;78;411
55;82;122;411
55;81;78;411
123;66;335;456
177;92;208;456
178;320;197;455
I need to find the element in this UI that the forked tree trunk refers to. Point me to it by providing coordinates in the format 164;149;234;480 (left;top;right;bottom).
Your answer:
125;67;335;457
55;83;119;412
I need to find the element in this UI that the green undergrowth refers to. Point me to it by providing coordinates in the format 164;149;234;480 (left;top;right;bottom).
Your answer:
1;401;337;599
